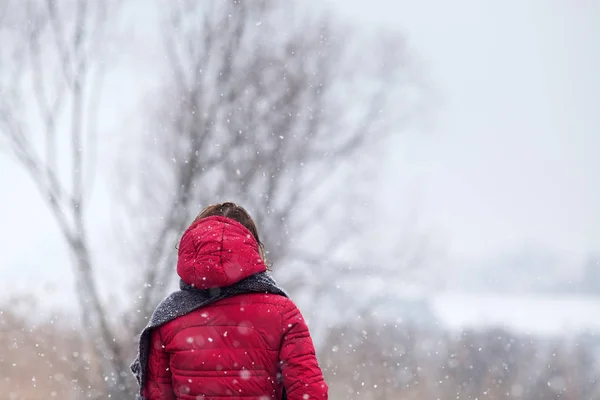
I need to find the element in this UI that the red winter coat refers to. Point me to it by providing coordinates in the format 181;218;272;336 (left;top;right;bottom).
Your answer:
143;216;328;400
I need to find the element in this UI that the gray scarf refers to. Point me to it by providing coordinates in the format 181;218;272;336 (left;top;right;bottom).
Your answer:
130;272;288;399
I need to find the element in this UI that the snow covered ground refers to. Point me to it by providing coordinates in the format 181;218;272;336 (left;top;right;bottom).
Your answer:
432;293;600;337
3;272;599;338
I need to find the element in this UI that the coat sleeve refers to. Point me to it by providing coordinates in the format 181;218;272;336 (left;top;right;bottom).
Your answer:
279;300;328;399
143;328;176;400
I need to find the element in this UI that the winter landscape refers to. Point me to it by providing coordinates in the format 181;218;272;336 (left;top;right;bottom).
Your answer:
0;0;598;399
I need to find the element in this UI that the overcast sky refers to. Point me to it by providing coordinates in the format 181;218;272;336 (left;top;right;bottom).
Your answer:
333;0;600;260
1;0;599;304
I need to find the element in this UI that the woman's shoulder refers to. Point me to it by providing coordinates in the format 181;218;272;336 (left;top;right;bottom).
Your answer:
155;293;296;344
157;293;293;330
211;292;294;309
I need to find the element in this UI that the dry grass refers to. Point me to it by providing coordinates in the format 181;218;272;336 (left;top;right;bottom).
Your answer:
0;297;103;400
1;298;598;399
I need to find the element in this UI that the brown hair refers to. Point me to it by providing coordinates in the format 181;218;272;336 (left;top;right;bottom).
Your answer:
193;202;266;262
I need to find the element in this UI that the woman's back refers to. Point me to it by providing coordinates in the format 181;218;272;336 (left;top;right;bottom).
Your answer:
146;293;320;399
141;208;327;400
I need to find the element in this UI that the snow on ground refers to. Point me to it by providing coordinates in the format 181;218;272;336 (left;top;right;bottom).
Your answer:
2;272;599;338
432;293;600;336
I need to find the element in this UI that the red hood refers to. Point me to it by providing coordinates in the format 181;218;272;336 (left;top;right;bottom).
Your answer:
177;216;266;289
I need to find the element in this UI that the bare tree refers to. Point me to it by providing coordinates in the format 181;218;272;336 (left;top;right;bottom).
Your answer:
119;0;421;330
1;0;422;396
0;0;129;397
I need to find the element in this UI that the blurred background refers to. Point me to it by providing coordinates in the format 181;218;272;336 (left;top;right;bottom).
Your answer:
0;0;599;399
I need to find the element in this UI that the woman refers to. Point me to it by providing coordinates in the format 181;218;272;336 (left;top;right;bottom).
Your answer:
131;202;328;400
